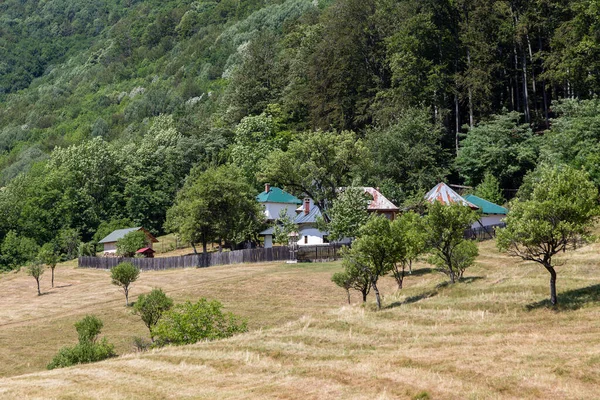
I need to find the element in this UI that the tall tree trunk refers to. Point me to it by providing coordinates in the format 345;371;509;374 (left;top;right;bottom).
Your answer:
36;278;41;296
467;49;474;129
522;51;530;123
191;243;198;255
449;269;456;284
544;264;558;306
346;289;351;305
202;240;207;254
538;37;550;127
125;287;129;306
361;289;368;303
455;93;460;153
51;267;55;288
372;280;382;310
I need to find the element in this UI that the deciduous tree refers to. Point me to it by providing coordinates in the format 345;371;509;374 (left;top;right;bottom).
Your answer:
424;202;479;283
111;262;140;306
497;165;599;306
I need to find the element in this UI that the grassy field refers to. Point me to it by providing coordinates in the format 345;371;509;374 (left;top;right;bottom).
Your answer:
0;240;599;399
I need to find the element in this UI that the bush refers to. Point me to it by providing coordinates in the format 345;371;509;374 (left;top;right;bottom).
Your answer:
47;340;116;370
116;231;149;257
132;288;174;340
47;315;116;370
153;299;247;347
75;315;103;343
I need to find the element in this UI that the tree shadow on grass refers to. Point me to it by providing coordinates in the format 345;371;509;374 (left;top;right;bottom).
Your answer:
55;284;73;289
460;276;485;284
407;267;434;277
526;283;600;311
385;290;438;309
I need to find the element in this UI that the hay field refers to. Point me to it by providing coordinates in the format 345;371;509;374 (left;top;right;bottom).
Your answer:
0;240;599;399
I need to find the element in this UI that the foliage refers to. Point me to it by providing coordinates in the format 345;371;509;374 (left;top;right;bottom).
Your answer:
116;231;150;257
497;165;599;306
365;108;447;205
341;216;399;309
0;231;39;271
423;202;479;283
38;242;59;288
321;187;370;241
27;262;45;296
132;288;174;341
261;130;367;212
541;99;600;188
389;211;428;288
473;173;505;205
165;164;264;253
273;209;298;245
110;262;140;306
75;315;104;344
456;112;540;189
153;299;247;347
47;315;115;370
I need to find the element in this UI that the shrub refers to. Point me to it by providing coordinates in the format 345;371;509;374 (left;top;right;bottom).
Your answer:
111;262;140;306
153;299;247;347
132;288;174;341
75;315;103;343
47;340;116;370
116;231;149;257
47;315;116;370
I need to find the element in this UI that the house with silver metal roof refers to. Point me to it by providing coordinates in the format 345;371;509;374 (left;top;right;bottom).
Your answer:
98;227;158;255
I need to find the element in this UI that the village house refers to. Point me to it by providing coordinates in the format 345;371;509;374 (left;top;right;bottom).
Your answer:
260;187;398;248
463;194;507;229
424;182;507;229
98;227;158;255
256;183;302;221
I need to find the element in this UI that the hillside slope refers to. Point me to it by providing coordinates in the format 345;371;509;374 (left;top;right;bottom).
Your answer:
1;240;599;399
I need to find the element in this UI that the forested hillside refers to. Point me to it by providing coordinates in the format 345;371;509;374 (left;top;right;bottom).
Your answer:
2;0;600;270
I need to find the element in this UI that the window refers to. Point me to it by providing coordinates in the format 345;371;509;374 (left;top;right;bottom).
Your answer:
323;235;329;243
304;236;308;244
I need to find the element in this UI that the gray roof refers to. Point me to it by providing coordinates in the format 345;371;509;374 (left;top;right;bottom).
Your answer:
259;227;275;235
294;206;322;224
98;227;142;244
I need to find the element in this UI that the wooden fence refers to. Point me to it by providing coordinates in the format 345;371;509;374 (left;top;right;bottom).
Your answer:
296;243;345;262
78;244;345;270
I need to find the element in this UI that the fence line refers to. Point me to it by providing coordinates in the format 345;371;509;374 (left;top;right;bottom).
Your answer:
464;223;506;241
78;245;344;270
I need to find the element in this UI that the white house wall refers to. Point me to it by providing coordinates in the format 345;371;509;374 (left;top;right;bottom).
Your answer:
297;226;327;246
262;203;298;220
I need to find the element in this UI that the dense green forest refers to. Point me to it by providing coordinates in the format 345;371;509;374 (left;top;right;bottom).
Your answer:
1;0;600;270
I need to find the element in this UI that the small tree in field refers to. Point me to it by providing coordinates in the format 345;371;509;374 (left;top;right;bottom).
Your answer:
133;288;174;341
424;202;479;283
116;231;149;257
342;216;399;309
38;243;60;288
27;262;45;296
334;253;371;303
389;211;428;289
497;165;599;306
111;262;140;306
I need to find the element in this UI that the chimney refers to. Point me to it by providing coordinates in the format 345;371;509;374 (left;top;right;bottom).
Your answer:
265;183;270;193
303;198;310;215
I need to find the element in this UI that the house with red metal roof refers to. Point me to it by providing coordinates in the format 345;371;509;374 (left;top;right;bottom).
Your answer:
424;182;479;209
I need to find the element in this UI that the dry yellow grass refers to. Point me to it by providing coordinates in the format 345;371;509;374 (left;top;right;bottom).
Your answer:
0;240;599;399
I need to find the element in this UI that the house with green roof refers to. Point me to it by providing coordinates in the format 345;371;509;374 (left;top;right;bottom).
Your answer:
463;194;507;228
256;184;302;221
